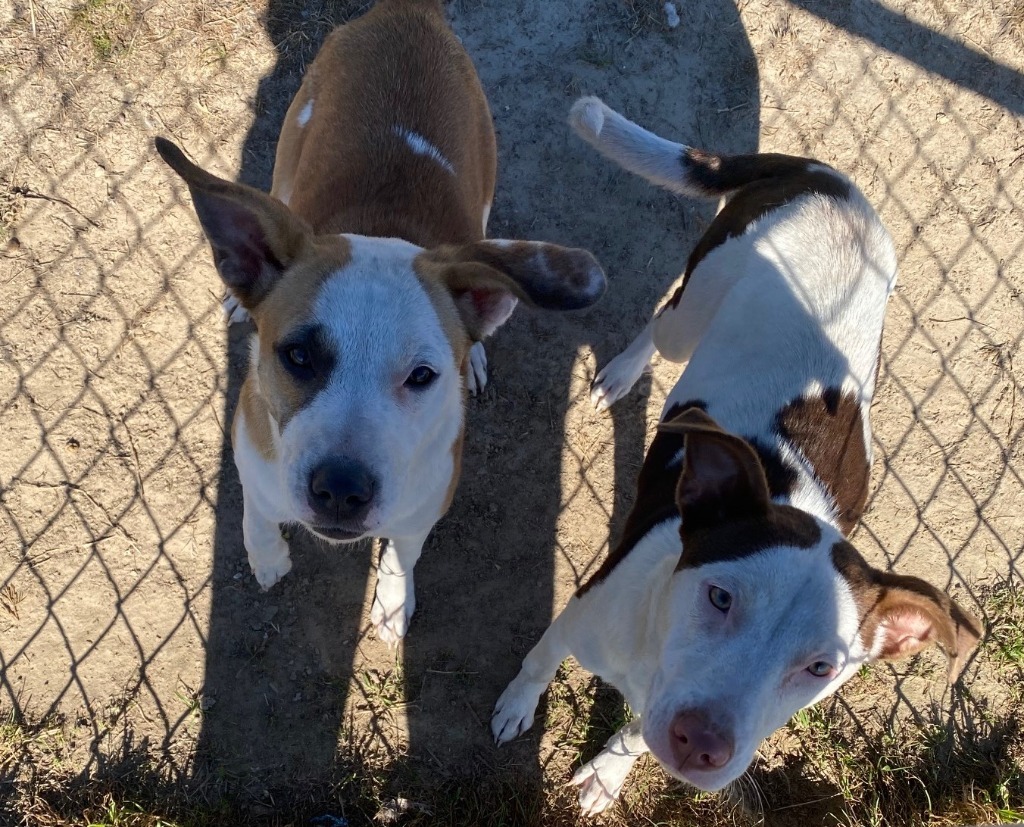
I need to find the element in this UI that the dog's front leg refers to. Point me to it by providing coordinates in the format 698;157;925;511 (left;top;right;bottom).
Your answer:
571;718;648;816
591;321;656;411
492;616;571;743
370;531;428;646
241;490;292;591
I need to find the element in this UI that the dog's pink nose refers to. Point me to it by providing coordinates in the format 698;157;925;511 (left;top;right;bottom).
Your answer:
669;712;733;772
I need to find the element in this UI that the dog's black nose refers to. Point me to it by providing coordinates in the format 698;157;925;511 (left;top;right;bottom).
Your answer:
307;459;376;522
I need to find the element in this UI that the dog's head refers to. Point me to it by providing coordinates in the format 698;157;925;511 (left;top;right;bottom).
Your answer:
156;138;605;541
640;408;983;791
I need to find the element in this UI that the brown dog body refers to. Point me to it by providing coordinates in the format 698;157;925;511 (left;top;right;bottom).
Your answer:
157;0;605;643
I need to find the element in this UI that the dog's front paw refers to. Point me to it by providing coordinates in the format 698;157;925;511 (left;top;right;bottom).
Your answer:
370;577;415;646
491;674;545;744
223;291;251;325
571;752;631;816
466;341;488;396
590;350;650;411
250;547;292;591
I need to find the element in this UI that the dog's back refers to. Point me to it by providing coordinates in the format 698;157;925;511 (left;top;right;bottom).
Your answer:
569;96;899;534
665;179;897;436
273;0;496;245
569;98;897;415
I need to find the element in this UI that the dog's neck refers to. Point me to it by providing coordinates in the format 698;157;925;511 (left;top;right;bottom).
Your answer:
307;205;479;251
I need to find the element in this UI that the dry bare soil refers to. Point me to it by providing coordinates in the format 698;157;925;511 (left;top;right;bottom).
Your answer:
1;0;1022;825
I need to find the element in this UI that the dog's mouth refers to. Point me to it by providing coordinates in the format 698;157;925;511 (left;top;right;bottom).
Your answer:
306;525;366;543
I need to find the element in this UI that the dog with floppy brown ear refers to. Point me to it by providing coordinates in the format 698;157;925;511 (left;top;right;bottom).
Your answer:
491;97;982;815
155;0;605;645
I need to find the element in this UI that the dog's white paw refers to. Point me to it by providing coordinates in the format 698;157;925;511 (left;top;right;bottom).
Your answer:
571;751;632;816
223;292;250;325
491;674;545;744
370;577;415;647
591;349;651;411
249;544;292;591
467;341;488;396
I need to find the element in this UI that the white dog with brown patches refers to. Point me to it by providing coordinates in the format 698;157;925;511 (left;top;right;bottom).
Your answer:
491;97;983;814
155;0;605;645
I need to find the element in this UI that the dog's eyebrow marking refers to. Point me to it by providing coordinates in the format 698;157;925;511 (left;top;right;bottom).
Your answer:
392;126;456;175
297;98;314;128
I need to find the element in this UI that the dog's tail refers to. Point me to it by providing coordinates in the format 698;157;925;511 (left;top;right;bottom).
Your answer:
569;96;816;199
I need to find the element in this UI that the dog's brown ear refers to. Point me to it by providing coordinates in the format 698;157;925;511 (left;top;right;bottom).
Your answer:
662;407;772;529
832;542;984;684
416;240;606;340
155;137;309;309
868;572;983;683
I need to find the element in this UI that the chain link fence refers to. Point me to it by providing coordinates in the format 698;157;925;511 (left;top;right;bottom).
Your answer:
1;0;1021;822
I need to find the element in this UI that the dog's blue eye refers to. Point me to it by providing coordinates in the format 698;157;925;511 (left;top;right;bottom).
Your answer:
708;586;732;612
807;661;833;678
287;346;311;368
406;365;437;388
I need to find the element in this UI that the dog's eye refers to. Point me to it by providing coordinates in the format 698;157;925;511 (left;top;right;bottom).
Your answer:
708;586;732;612
807;661;834;678
287;346;311;368
279;342;316;378
405;365;437;388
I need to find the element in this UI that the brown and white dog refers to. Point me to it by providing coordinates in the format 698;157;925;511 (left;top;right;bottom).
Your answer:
155;1;605;644
491;97;983;814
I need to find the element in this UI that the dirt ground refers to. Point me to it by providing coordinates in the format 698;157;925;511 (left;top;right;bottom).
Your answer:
1;0;1022;823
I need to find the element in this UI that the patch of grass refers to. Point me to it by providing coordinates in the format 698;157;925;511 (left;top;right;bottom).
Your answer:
83;796;184;827
6;585;1022;826
621;0;665;35
70;0;138;64
543;664;630;763
985;582;1024;670
358;666;405;714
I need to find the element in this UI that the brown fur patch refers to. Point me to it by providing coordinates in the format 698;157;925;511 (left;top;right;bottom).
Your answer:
413;263;473;375
415;240;605;342
660;160;850;312
676;505;820;570
443;426;465;513
273;0;495;246
251;235;353;428
776;388;868;536
831;541;984;682
234;374;276;461
423;241;605;310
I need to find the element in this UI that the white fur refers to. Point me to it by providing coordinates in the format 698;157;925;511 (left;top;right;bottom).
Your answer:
223;292;251;325
296;98;314;128
234;407;292;589
234;235;462;642
663;2;680;28
572;719;647;815
590;320;656;411
466;340;488;395
495;99;899;810
569;97;692;195
393;126;456;175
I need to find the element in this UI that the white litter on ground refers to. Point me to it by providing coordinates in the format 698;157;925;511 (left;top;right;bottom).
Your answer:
664;1;680;28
